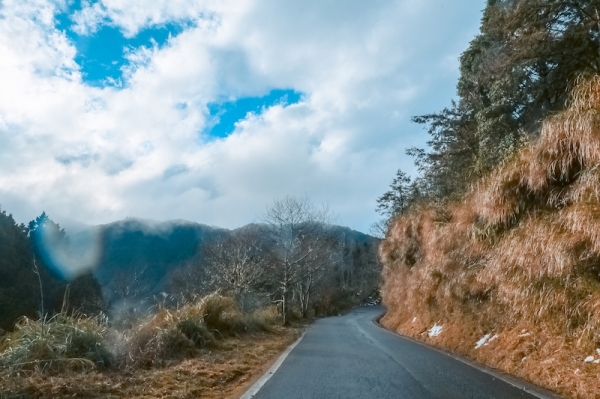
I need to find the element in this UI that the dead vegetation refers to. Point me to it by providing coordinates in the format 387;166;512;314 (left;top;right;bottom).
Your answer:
0;293;300;398
380;76;600;399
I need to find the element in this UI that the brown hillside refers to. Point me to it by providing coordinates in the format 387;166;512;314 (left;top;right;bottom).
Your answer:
380;76;600;399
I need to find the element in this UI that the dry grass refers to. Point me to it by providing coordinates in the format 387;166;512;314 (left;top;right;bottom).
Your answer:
0;328;301;399
0;293;301;398
124;292;281;368
0;312;112;375
380;76;600;399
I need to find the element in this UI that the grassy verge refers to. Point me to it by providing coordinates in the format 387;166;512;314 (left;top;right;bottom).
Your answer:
0;294;304;399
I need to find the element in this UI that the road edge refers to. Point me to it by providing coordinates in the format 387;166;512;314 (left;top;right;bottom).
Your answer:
372;311;563;399
239;330;307;399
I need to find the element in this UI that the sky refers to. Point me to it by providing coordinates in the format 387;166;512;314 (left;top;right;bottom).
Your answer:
0;0;485;234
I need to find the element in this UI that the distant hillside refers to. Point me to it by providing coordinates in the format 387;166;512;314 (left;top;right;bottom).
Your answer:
89;218;379;309
91;218;227;304
379;77;600;398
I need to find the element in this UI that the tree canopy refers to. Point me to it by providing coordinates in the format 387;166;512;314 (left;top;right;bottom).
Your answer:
393;0;600;209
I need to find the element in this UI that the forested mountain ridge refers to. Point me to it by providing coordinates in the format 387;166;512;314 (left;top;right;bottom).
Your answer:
0;208;380;331
93;217;379;317
92;218;228;306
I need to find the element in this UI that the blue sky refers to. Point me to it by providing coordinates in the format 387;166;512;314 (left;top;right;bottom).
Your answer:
0;0;485;233
55;2;302;139
55;1;184;86
207;89;302;137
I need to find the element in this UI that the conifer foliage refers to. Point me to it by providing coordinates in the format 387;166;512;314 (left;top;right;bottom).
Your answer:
0;209;104;331
390;0;600;206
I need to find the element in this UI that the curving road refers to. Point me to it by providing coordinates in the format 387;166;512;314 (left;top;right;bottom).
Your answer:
245;306;559;399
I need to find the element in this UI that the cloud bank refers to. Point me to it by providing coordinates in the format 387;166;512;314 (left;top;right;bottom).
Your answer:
0;0;484;232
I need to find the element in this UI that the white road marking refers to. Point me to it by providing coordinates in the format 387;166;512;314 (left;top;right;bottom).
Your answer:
240;331;307;399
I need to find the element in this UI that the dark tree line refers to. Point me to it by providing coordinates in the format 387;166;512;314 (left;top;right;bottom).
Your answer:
378;0;600;222
0;209;105;331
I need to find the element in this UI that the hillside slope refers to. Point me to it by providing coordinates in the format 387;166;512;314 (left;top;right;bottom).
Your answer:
92;218;227;304
87;218;379;310
380;77;600;398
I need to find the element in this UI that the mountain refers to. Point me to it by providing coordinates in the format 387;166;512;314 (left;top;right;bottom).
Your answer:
91;218;228;305
87;218;379;307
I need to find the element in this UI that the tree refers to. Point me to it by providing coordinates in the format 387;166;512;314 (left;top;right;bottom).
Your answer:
374;169;423;235
376;169;416;217
0;207;39;330
202;228;266;311
28;212;105;317
405;0;600;202
262;196;337;324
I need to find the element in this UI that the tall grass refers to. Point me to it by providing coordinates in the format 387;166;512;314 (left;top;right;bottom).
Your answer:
123;292;280;367
380;76;600;398
0;292;282;373
0;312;112;374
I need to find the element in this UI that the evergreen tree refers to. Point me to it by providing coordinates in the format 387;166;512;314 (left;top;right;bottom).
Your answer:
407;0;600;202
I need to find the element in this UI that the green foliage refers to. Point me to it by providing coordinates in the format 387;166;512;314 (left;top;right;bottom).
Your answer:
0;209;39;330
403;0;600;204
0;208;106;331
376;169;422;218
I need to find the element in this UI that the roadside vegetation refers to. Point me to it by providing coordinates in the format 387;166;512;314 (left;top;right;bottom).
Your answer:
0;292;300;398
377;1;600;397
0;195;380;397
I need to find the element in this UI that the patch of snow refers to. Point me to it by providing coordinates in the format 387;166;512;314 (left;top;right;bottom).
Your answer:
594;359;600;364
475;334;491;349
518;332;531;337
429;324;443;337
475;333;498;349
584;356;594;363
596;348;600;356
412;317;417;324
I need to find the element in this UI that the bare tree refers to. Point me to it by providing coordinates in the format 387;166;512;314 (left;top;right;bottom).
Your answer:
107;264;150;302
263;196;336;324
203;229;265;311
167;258;212;303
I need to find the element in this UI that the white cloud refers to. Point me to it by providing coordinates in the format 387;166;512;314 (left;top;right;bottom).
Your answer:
72;0;222;37
0;0;484;232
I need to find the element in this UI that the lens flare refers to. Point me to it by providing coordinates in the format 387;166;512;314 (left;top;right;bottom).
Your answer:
33;225;101;281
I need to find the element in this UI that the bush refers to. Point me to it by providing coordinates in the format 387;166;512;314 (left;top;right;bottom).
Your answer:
200;293;245;335
249;305;281;329
125;308;201;367
0;312;112;374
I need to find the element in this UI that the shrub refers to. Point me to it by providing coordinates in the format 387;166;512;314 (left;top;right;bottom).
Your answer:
249;305;281;329
124;306;209;367
0;312;112;374
200;293;245;335
125;293;243;367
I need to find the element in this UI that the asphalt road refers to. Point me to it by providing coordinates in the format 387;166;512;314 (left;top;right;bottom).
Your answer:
249;306;553;399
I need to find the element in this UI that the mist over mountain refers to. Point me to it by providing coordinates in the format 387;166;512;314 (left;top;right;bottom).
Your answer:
91;218;228;305
85;218;378;309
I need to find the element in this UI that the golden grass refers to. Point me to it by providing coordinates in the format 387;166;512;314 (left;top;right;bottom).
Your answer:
0;327;301;399
0;312;112;375
0;293;301;398
380;76;600;399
